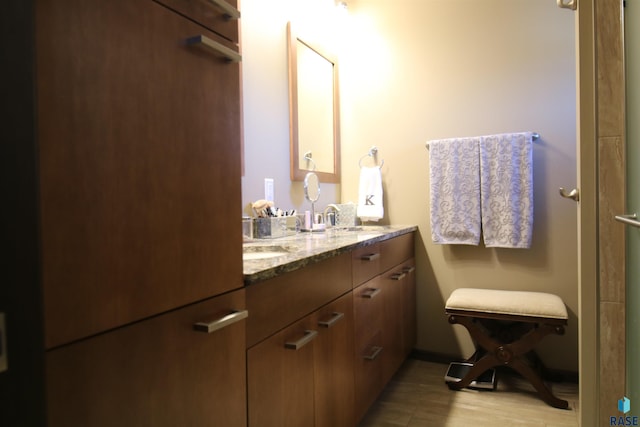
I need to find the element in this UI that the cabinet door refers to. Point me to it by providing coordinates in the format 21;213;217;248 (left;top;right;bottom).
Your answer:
248;316;317;427
401;260;417;357
46;289;247;427
353;277;387;423
313;293;355;427
37;0;242;348
380;266;405;380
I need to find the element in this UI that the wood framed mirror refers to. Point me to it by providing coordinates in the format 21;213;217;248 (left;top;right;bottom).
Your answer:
287;22;341;183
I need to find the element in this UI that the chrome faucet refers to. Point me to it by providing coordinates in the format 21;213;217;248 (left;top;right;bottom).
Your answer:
323;204;341;227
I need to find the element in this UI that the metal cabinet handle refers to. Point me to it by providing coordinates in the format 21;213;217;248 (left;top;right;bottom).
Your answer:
186;35;242;63
403;266;415;274
363;346;383;360
559;187;580;202
318;312;344;328
362;288;381;299
360;253;380;261
285;330;318;350
193;309;248;333
615;213;640;228
207;0;241;20
390;272;406;281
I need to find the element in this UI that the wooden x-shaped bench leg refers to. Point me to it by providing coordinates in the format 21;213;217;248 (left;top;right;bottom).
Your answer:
446;314;568;409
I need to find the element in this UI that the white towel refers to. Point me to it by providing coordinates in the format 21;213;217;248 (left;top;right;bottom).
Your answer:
428;137;481;245
357;166;384;222
479;132;534;248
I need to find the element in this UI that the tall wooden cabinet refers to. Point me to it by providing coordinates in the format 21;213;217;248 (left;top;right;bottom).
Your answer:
37;0;243;349
34;0;245;425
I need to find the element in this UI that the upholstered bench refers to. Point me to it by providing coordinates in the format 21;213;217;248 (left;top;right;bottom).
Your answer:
444;288;569;409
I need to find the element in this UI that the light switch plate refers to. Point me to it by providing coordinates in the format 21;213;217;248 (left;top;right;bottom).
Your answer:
0;313;7;373
264;178;274;202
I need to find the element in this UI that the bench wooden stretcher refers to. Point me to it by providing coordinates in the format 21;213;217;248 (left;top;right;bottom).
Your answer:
444;288;569;409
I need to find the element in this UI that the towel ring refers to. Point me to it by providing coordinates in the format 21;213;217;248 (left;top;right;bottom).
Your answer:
359;146;384;169
303;151;317;171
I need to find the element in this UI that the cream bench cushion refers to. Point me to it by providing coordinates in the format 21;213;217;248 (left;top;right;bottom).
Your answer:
445;288;568;320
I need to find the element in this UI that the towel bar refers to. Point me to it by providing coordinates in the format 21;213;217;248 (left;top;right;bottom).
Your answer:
426;132;539;149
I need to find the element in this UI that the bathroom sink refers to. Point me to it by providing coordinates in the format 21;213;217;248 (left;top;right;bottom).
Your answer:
243;245;292;261
344;225;387;232
334;225;387;240
356;233;384;241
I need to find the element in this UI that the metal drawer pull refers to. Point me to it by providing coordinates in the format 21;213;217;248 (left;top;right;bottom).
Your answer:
390;272;406;281
362;288;381;299
360;253;380;261
187;35;242;63
318;312;344;328
364;346;383;360
285;330;318;350
615;213;640;228
208;0;241;20
193;309;248;333
403;266;415;273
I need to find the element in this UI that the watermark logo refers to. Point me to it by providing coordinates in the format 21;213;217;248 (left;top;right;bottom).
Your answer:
611;396;638;426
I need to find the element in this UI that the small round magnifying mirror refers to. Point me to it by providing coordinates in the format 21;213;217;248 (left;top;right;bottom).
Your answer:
304;172;320;203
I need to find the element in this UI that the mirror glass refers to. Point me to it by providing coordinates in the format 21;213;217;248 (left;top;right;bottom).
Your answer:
288;22;341;183
304;172;320;203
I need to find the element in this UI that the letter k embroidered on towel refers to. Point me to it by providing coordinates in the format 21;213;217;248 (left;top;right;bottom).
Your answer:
357;166;384;222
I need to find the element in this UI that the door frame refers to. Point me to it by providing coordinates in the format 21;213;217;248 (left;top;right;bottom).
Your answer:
578;0;628;425
577;0;598;423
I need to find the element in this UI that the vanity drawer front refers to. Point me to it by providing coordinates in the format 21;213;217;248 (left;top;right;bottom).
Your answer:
352;243;381;287
153;0;239;43
246;253;352;348
380;232;414;272
353;276;384;351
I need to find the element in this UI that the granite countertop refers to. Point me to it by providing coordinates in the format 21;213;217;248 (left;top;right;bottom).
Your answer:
243;225;417;285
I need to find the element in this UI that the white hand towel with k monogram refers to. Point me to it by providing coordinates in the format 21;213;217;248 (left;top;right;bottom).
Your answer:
357;166;384;222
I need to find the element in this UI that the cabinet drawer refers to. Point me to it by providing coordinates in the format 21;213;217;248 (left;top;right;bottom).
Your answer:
352;243;381;286
248;315;317;427
154;0;239;43
380;232;414;272
247;253;352;347
353;277;384;351
46;289;247;427
313;293;355;427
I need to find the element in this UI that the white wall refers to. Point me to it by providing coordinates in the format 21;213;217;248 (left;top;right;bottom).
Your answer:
242;0;578;370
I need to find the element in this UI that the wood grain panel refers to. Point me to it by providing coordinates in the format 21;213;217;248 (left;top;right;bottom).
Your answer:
313;293;355;427
153;0;239;43
352;243;381;287
37;0;243;348
46;290;247;427
247;315;316;427
380;233;414;273
246;253;351;348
